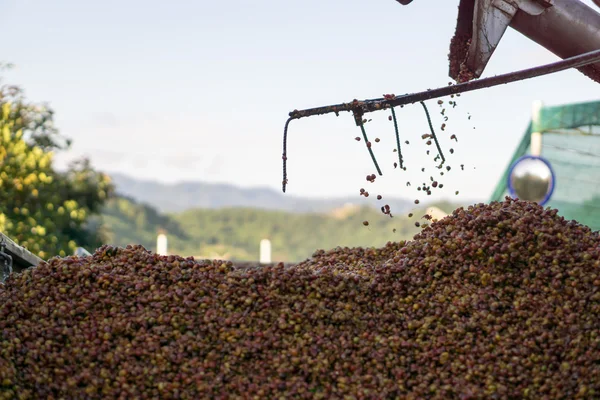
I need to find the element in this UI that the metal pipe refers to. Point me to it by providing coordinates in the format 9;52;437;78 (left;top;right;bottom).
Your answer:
282;48;600;192
510;0;600;83
287;48;600;120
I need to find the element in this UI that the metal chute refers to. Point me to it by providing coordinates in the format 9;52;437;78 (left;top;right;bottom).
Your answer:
399;0;600;83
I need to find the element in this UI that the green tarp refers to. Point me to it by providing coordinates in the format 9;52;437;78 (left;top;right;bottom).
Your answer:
490;100;600;231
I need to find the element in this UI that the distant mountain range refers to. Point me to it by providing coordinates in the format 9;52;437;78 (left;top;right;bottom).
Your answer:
107;173;482;215
108;173;408;214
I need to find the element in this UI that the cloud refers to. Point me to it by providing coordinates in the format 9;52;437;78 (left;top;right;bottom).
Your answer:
162;153;203;170
160;153;227;177
90;112;121;128
205;156;225;175
83;148;127;164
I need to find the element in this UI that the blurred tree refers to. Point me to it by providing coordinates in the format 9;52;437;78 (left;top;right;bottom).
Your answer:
0;65;114;259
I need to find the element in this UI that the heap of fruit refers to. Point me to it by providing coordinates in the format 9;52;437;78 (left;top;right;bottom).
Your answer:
295;241;405;279
1;198;599;399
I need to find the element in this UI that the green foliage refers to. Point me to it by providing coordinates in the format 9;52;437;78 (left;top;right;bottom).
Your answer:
100;195;188;251
171;206;420;262
101;196;455;262
0;75;114;259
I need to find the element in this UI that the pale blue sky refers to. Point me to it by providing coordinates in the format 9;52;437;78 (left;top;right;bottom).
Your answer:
2;0;599;202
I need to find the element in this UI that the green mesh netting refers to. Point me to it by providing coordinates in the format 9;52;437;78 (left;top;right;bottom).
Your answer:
490;100;600;232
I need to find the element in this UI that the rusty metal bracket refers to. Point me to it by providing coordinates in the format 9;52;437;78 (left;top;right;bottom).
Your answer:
465;0;519;79
451;0;600;82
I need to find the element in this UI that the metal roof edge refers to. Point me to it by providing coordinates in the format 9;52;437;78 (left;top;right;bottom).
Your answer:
0;231;44;271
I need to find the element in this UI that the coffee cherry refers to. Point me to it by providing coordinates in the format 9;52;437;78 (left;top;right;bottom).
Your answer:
2;199;597;399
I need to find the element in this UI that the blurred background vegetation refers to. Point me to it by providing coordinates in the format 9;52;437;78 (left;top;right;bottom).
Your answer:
99;195;459;262
0;67;463;262
0;65;114;259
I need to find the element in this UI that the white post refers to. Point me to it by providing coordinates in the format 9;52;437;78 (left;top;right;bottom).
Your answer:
530;100;543;157
74;247;92;257
157;234;168;256
260;239;272;264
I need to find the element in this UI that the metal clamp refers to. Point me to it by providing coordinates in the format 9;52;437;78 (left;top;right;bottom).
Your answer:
493;0;519;17
0;237;13;283
518;0;553;15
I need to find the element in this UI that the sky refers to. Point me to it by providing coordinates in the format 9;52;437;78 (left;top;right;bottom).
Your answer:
1;0;599;204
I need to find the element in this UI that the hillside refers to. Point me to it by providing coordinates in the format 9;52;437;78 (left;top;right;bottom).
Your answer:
98;196;460;262
100;195;189;251
108;173;417;214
